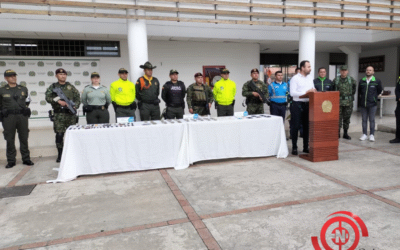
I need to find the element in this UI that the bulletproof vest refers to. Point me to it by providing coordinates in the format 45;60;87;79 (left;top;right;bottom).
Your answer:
192;84;207;102
138;77;159;101
51;82;75;110
335;77;352;97
1;85;28;110
248;81;264;103
335;77;353;106
166;81;184;104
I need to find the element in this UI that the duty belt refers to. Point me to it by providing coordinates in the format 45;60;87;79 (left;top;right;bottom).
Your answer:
116;104;130;109
340;96;352;100
192;101;207;106
54;109;72;114
141;100;158;104
91;105;106;110
6;109;24;115
167;103;183;108
247;99;262;104
271;102;287;106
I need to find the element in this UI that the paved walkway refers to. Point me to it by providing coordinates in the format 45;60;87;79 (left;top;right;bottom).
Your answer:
0;115;399;250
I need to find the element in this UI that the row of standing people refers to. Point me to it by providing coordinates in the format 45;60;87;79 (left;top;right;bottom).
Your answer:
2;60;398;168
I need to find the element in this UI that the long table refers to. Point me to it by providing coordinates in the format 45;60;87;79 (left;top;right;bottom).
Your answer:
48;115;288;183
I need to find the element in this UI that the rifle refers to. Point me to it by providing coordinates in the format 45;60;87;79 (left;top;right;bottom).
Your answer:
249;81;270;106
53;87;77;115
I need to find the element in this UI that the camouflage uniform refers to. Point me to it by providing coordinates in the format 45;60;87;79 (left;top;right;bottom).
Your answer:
186;83;214;115
242;80;268;115
333;76;357;134
45;82;81;149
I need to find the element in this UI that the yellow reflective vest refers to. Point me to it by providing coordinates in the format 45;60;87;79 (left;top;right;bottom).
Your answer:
109;78;136;105
213;78;236;105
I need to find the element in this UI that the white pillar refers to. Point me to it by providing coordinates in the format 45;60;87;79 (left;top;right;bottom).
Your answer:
127;10;148;82
339;45;361;109
298;19;316;75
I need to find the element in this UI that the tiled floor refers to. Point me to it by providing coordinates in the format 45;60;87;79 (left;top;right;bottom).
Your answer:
0;113;399;250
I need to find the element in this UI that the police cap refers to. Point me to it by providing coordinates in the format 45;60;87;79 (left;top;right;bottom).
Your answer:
4;69;17;77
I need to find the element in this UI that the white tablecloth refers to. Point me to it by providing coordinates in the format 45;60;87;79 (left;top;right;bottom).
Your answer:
188;116;288;163
48;116;288;183
48;121;189;183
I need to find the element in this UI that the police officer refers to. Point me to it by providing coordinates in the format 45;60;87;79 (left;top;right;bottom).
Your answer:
110;68;136;121
82;72;111;124
161;70;186;119
390;76;400;143
0;69;34;168
45;68;81;163
213;68;236;116
314;67;334;91
242;68;268;115
269;71;289;121
135;61;160;121
332;65;357;140
186;72;214;116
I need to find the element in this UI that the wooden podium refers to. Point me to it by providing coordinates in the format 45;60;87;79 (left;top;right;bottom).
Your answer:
299;91;340;162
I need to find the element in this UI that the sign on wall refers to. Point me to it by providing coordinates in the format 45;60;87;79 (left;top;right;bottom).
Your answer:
359;56;385;73
0;59;100;118
203;65;225;88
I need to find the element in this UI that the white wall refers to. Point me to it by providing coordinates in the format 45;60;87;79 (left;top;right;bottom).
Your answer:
358;47;398;88
2;39;259;128
147;40;260;118
358;46;398;115
314;52;330;79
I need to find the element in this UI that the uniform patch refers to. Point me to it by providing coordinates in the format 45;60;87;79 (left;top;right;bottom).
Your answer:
67;85;72;90
118;87;123;92
3;94;11;97
220;86;224;90
21;91;25;96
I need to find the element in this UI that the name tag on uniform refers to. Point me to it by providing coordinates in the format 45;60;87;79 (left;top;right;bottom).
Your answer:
2;94;11;97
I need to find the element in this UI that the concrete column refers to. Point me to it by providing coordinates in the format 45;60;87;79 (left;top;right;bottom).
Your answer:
298;19;316;74
339;45;361;109
127;10;148;82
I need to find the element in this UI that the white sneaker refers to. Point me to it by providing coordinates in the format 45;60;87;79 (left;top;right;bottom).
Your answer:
359;134;368;141
369;134;375;142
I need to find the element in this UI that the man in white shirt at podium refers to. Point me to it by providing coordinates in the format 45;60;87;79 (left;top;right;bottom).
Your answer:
289;60;316;155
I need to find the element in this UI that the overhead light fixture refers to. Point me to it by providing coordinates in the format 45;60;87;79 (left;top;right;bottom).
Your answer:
15;44;38;47
0;43;12;46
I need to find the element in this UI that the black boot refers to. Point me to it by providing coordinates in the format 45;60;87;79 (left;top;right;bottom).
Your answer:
390;138;400;143
343;130;351;140
56;148;63;163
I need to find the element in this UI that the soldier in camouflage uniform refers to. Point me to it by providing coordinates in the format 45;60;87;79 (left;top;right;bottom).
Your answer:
0;69;34;168
242;68;268;115
45;68;81;162
186;72;214;116
332;65;357;140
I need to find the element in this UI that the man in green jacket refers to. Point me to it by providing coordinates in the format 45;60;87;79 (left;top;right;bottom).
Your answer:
358;66;383;142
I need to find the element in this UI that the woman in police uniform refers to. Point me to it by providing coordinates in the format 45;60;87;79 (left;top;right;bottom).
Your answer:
81;72;111;124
